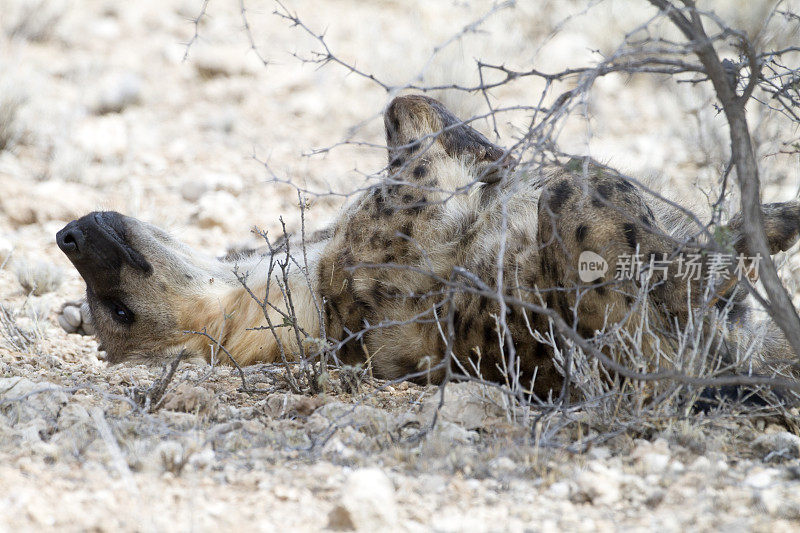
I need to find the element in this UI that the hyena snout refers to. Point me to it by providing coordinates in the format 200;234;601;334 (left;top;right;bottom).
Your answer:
57;211;153;289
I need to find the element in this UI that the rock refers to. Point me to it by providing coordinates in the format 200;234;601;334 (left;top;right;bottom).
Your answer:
314;402;400;436
639;453;670;474
13;259;63;296
0;236;12;260
181;172;243;202
427;420;477;446
744;468;780;489
0;377;67;425
153;440;184;474
753;431;800;459
689;456;711;472
489;456;516;474
547;481;571;499
262;393;325;418
587;446;611;460
91;72;142;114
327;505;356;531
180;180;208;203
161;383;217;415
334;468;398;530
0;179;100;226
194;190;244;230
574;464;621;505
74;115;128;162
421;382;507;430
187;447;215;471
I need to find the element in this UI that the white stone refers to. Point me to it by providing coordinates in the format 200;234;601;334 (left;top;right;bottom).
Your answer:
689;456;711;472
744;469;780;489
548;481;571;499
194;190;244;230
421;382;507;430
640;453;670;474
181;172;243;202
489;456;516;473
588;446;611;460
154;441;184;474
336;468;398;530
753;431;800;459
187;447;215;471
92;72;142;114
575;469;621;505
74;115;128;162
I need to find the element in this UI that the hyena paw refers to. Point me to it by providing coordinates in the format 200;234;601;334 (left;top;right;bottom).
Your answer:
57;300;95;336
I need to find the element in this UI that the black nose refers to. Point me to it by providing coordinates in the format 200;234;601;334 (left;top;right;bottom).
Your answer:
56;223;85;256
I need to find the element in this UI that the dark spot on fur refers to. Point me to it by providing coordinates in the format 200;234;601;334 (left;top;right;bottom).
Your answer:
534;340;550;361
399;221;413;237
616;178;635;192
591;197;604;208
413;165;428;178
622;223;637;250
594;285;606;296
410;197;428;214
547;181;573;213
402;194;413;203
596;182;613;200
575;224;588;243
483;324;496;345
390;156;404;168
558;295;573;326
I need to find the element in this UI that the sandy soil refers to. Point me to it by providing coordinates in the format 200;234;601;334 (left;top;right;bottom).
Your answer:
2;0;800;531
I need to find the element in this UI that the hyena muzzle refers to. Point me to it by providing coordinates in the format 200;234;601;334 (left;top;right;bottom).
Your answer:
56;95;800;398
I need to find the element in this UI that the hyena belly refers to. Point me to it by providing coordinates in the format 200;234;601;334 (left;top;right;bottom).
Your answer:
316;159;561;393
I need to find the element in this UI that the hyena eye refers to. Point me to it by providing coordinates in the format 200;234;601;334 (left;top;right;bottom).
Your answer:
106;300;135;325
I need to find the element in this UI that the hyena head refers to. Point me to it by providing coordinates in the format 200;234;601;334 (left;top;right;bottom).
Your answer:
56;211;233;362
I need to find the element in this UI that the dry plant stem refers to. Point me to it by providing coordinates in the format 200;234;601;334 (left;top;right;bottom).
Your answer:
649;0;800;359
188;328;250;392
140;350;188;412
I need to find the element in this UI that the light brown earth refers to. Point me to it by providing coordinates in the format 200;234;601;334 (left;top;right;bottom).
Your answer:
2;1;800;531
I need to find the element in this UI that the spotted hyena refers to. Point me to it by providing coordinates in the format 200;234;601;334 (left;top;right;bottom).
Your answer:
57;95;800;397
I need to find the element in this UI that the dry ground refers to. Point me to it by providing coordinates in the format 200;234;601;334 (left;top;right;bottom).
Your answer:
2;0;800;531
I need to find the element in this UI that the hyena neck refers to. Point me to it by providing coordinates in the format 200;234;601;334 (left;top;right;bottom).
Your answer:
179;245;325;366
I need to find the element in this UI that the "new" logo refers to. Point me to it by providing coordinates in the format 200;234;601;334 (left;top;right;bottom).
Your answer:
578;250;608;283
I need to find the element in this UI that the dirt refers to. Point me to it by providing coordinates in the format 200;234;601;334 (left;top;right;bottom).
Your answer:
2;0;800;531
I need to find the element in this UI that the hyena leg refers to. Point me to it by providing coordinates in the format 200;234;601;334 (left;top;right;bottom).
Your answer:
57;299;95;335
728;201;800;256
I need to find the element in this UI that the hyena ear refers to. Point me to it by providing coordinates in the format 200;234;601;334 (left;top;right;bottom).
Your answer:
384;95;514;184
